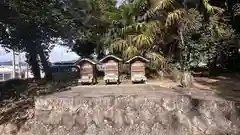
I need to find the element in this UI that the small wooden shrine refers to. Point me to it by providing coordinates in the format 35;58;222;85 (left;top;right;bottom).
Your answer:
126;56;150;83
99;55;123;84
74;58;97;85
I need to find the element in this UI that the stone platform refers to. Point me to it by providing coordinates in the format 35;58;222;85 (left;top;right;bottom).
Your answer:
19;84;240;135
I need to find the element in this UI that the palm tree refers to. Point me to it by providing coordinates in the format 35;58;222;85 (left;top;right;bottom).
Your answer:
104;0;226;71
104;0;186;71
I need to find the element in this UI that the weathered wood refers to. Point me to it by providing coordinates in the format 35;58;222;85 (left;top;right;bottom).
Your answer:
75;58;97;85
126;56;149;83
100;55;122;84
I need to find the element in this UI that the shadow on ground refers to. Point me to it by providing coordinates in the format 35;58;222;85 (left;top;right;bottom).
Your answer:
0;79;77;125
193;73;240;113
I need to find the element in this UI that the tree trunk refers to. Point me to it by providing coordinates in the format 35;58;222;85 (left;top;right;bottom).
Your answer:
178;25;193;88
25;44;41;80
38;45;52;81
179;27;185;71
180;71;193;88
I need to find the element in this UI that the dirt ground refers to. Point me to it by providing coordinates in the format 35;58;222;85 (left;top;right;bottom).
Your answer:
76;73;240;103
148;74;240;90
147;73;240;103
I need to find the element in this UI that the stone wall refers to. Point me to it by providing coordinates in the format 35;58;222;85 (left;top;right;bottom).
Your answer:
23;97;240;134
1;85;240;135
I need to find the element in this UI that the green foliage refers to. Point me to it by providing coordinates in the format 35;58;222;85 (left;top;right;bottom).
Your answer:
181;9;236;70
104;0;188;71
1;0;117;78
104;0;238;74
65;0;118;57
0;0;75;79
105;2;150;61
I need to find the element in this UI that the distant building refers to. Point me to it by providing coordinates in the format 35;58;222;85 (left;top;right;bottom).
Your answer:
0;67;13;81
50;60;79;81
0;65;46;81
0;58;105;81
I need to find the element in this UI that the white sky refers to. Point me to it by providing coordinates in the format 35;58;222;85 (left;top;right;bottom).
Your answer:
0;46;80;62
0;0;123;62
117;0;123;6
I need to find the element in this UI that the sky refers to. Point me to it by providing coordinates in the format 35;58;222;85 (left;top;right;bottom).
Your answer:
117;0;123;6
0;0;124;62
0;46;80;62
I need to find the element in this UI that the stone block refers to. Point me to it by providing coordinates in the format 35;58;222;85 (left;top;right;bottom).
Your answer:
124;107;138;125
51;126;68;135
162;97;176;111
140;108;155;126
98;124;114;135
68;126;86;135
35;110;51;124
30;122;51;135
75;112;86;127
104;107;114;120
92;105;104;126
48;111;63;125
114;96;127;109
84;123;98;135
35;98;53;111
97;96;114;109
135;121;151;135
114;109;125;127
134;96;146;109
176;96;193;113
4;123;18;135
62;112;75;130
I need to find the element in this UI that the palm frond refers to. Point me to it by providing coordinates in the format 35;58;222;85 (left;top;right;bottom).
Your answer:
143;0;174;19
142;9;163;20
133;33;154;48
121;22;148;35
165;9;186;27
132;0;148;9
145;52;167;70
145;20;163;35
124;45;138;58
208;15;227;38
203;0;224;14
110;38;128;52
103;10;122;21
126;34;136;44
233;3;240;16
120;20;162;36
153;0;175;10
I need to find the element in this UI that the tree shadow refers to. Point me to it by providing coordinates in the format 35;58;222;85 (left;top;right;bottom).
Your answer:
0;78;76;102
0;78;75;125
194;74;240;101
193;73;240;114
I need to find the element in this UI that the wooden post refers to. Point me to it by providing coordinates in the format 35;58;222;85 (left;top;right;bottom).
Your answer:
12;50;16;78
